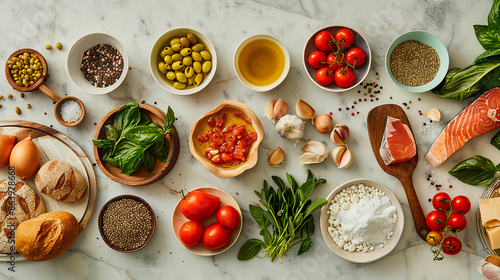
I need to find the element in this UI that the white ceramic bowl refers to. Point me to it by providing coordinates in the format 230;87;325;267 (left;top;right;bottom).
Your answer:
233;34;290;92
320;178;404;263
67;33;129;95
150;28;217;95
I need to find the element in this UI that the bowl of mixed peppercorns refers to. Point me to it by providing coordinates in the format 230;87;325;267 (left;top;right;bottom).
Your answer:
67;33;129;95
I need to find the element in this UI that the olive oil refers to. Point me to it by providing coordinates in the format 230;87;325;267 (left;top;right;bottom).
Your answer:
238;39;285;86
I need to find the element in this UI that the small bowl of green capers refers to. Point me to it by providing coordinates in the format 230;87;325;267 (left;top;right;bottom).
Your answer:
150;28;217;95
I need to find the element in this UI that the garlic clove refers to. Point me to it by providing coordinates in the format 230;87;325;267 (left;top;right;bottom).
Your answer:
332;146;346;166
265;99;276;121
274;98;288;120
425;108;442;122
302;140;328;155
296;99;315;120
330;123;350;146
479;255;500;280
268;147;285;166
332;147;353;169
314;114;333;134
299;152;320;165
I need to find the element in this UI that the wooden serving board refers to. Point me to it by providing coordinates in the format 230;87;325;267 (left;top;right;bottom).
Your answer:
0;120;97;261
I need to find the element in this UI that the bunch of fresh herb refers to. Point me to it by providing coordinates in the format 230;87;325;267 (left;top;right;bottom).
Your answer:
92;101;175;176
237;170;327;263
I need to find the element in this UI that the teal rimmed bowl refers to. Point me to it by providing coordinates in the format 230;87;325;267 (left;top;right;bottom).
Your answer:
385;31;449;93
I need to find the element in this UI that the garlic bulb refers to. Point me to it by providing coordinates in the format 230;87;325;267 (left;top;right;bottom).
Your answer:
300;140;329;165
296;98;315;120
275;114;305;141
479;255;500;280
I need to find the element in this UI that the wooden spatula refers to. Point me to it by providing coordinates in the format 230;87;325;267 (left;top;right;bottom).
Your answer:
367;104;430;241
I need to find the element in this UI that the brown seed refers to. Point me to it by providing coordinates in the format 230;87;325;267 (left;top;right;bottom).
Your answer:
0;95;3;100
15;107;21;115
26;104;31;109
20;92;24;98
7;94;13;98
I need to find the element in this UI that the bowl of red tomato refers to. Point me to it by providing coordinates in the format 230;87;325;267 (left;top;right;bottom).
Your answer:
303;26;371;92
172;186;243;256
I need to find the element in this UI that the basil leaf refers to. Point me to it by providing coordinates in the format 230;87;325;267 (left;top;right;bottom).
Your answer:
114;139;137;158
113;101;137;134
120;146;146;176
101;147;113;161
297;237;311;256
163;106;176;130
303;216;315;236
249;205;268;229
491;131;500;150
143;149;155;173
138;112;151;126
449;155;498;186
474;49;500;64
148;122;163;130
474;25;500;50
489;0;500;28
104;124;119;141
237;239;263;261
123;126;162;146
148;137;167;162
299;179;315;199
304;199;327;218
92;139;114;149
104;157;122;168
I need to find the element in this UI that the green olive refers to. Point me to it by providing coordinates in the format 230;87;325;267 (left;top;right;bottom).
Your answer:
33;65;39;71
56;42;62;50
200;50;212;60
191;52;202;62
169;38;180;46
180;37;190;48
172;53;183;62
158;62;167;74
11;57;18;62
187;33;198;45
164;63;172;71
193;61;202;73
182;56;193;66
185;66;194;78
180;48;192;57
202;61;212;73
176;71;187;83
193;73;203;87
171;44;183;52
172;61;184;71
187;75;195;85
15;81;22;86
192;43;205;52
166;71;176;80
173;81;186;89
164;55;174;65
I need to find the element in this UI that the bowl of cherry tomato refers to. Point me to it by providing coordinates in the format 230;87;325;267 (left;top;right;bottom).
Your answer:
172;186;243;256
303;26;371;92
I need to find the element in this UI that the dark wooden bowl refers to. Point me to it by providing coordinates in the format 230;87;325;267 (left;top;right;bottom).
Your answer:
5;48;48;92
98;195;156;253
93;103;180;185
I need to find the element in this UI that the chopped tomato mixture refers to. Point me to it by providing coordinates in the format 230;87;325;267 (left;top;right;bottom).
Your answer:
197;113;257;167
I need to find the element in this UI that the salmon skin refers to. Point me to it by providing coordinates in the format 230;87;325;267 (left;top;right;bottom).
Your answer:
380;116;416;165
425;87;500;168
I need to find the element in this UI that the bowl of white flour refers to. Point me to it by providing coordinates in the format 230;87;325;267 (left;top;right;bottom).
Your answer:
320;178;404;263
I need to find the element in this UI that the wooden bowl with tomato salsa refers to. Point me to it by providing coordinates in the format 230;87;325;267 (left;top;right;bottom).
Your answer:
189;100;264;178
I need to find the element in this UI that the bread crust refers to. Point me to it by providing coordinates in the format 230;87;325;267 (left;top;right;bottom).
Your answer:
35;160;87;202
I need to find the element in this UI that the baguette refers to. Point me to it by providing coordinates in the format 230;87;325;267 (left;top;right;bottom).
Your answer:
35;160;87;202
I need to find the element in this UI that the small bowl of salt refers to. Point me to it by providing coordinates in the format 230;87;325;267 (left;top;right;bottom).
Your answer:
320;178;404;263
55;96;85;127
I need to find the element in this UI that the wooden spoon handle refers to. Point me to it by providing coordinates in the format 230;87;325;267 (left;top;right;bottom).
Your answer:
39;84;62;102
399;176;430;241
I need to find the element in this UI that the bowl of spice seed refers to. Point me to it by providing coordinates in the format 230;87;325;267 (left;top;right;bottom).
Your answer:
98;195;156;252
67;33;129;94
385;31;449;93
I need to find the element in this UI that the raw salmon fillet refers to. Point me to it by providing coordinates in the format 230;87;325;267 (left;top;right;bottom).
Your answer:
425;87;500;168
380;116;416;165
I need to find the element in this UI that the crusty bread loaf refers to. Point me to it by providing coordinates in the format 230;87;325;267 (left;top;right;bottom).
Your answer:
35;160;87;202
15;211;79;261
0;179;46;253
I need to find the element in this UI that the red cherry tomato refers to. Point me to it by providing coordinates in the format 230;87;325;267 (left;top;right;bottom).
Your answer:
334;28;354;49
216;205;241;231
425;210;447;231
202;223;232;250
447;212;467;231
308;51;327;69
334;67;356;88
315;31;335;52
452;196;471;214
345;47;366;67
316;67;334;86
441;237;462;255
326;52;345;71
179;221;204;247
432;192;451;211
180;190;221;221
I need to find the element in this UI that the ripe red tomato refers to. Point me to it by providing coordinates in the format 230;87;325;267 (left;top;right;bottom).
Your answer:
326;52;345;71
334;67;356;88
308;51;327;69
432;192;451;211
425;210;447;231
447;212;467;231
202;223;232;250
315;31;335;52
452;196;471;214
345;47;366;67
216;205;241;231
180;190;221;221
441;237;462;255
316;67;334;86
179;221;204;247
334;28;354;49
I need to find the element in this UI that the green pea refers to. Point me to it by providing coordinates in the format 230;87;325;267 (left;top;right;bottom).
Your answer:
173;81;186;89
192;43;205;52
193;73;203;87
183;56;193;66
158;62;167;74
176;71;187;83
164;55;174;65
180;48;192;57
171;44;183;52
185;66;194;78
200;50;212;60
172;53;183;62
166;71;176;80
180;37;190;48
187;33;198;45
169;38;180;46
193;61;202;73
172;61;184;71
202;61;212;73
192;52;202;62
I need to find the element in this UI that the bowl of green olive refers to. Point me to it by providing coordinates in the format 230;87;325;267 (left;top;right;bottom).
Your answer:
150;28;217;95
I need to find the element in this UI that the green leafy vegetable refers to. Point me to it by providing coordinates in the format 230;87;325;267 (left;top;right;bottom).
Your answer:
449;155;499;186
474;25;500;50
238;170;327;263
491;131;500;150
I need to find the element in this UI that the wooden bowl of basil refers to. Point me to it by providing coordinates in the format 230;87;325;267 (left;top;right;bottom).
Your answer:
92;101;180;186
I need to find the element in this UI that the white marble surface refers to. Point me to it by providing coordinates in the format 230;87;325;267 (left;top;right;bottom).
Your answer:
0;0;496;279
